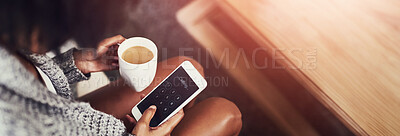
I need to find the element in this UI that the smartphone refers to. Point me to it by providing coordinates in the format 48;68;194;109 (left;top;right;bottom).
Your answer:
131;61;207;127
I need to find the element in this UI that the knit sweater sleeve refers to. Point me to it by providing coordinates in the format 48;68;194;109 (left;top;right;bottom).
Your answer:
52;48;91;84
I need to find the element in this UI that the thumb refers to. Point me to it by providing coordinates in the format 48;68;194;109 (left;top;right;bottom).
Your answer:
137;105;157;126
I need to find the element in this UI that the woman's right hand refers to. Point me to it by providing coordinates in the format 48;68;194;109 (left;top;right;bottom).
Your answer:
131;105;184;136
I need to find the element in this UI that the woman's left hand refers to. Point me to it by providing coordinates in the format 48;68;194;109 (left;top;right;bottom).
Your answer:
74;35;126;74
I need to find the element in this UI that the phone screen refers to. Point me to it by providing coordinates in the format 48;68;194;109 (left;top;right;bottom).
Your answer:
137;66;199;127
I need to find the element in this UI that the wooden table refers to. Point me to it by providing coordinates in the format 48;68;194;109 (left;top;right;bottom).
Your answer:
177;0;400;135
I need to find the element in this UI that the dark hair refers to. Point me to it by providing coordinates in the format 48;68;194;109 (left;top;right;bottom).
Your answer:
1;0;133;52
0;0;75;51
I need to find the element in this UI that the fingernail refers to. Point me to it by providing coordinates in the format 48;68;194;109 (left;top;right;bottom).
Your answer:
149;105;156;110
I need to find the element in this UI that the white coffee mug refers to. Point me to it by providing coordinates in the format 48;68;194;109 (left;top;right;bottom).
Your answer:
118;37;158;92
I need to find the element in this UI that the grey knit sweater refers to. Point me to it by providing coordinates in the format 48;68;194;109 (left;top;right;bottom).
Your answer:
0;46;131;136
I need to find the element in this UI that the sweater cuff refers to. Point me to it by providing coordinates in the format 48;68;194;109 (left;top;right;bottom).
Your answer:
52;48;91;84
123;132;134;136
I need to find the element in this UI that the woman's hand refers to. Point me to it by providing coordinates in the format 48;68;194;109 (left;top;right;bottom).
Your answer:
74;35;126;74
130;105;184;136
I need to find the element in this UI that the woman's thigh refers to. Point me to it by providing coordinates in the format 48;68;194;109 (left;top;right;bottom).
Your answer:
172;97;242;136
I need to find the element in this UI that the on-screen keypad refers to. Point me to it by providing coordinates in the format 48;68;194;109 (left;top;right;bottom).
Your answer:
154;81;182;113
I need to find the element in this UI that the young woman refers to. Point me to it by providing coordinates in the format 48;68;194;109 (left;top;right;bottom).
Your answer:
0;0;242;135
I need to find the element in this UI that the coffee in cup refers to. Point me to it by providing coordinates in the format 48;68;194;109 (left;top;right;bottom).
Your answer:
122;46;154;64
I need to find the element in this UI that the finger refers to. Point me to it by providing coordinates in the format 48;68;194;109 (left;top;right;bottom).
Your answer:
105;45;119;57
113;56;119;60
137;105;157;127
128;112;134;118
157;109;184;133
106;57;118;65
110;63;119;70
122;115;136;133
111;63;119;67
108;45;119;56
97;35;126;55
125;114;136;123
92;63;117;72
140;94;146;100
